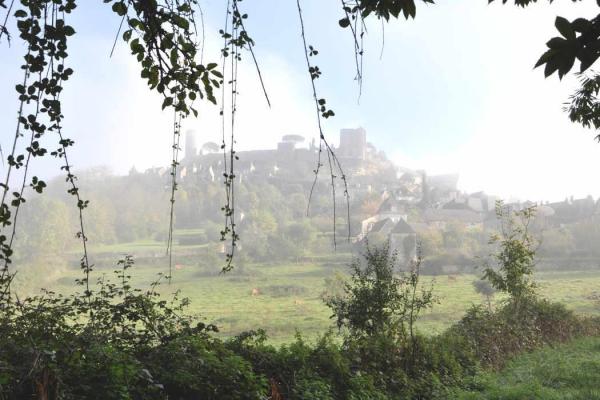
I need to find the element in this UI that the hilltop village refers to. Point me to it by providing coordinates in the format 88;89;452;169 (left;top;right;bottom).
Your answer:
136;128;600;264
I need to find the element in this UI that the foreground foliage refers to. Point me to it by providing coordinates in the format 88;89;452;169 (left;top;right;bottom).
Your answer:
1;250;599;399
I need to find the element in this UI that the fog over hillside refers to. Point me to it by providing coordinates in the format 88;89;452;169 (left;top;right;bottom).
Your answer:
12;126;600;281
6;122;600;347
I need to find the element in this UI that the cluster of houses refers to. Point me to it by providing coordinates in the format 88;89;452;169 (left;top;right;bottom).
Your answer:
136;127;600;263
359;168;600;262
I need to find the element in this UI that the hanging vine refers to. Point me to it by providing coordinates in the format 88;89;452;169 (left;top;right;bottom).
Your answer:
340;0;366;97
0;0;14;44
104;0;222;280
0;0;223;301
219;0;241;273
0;0;82;305
297;0;351;247
218;0;269;272
166;111;182;282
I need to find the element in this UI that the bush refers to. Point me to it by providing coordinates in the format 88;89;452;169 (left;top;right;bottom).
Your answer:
226;331;393;400
0;256;221;399
339;331;480;400
450;297;599;369
146;335;267;399
326;244;435;341
320;271;346;301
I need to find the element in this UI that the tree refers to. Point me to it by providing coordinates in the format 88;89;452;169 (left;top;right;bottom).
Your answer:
419;229;444;256
483;202;537;309
283;221;317;255
472;279;497;311
84;196;117;245
17;196;74;258
325;244;434;340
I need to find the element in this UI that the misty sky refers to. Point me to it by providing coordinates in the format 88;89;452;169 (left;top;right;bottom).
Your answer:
1;0;600;202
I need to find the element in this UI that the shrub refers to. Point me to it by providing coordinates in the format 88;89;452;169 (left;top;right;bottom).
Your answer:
0;256;219;399
146;335;267;399
320;271;346;301
472;279;496;310
450;297;598;369
482;202;537;308
226;330;396;400
326;244;435;341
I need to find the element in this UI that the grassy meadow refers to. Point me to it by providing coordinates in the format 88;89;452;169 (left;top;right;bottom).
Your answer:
456;337;600;399
11;237;600;344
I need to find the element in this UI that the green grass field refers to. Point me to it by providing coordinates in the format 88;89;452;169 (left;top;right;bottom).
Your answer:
12;248;600;344
455;337;600;399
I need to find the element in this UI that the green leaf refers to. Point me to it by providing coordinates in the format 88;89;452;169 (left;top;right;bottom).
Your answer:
555;16;575;41
64;25;75;36
544;59;560;78
112;2;127;16
546;37;568;50
534;49;556;69
404;0;417;19
578;48;599;73
571;18;592;34
173;15;190;30
558;52;576;79
162;97;173;109
339;17;350;28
